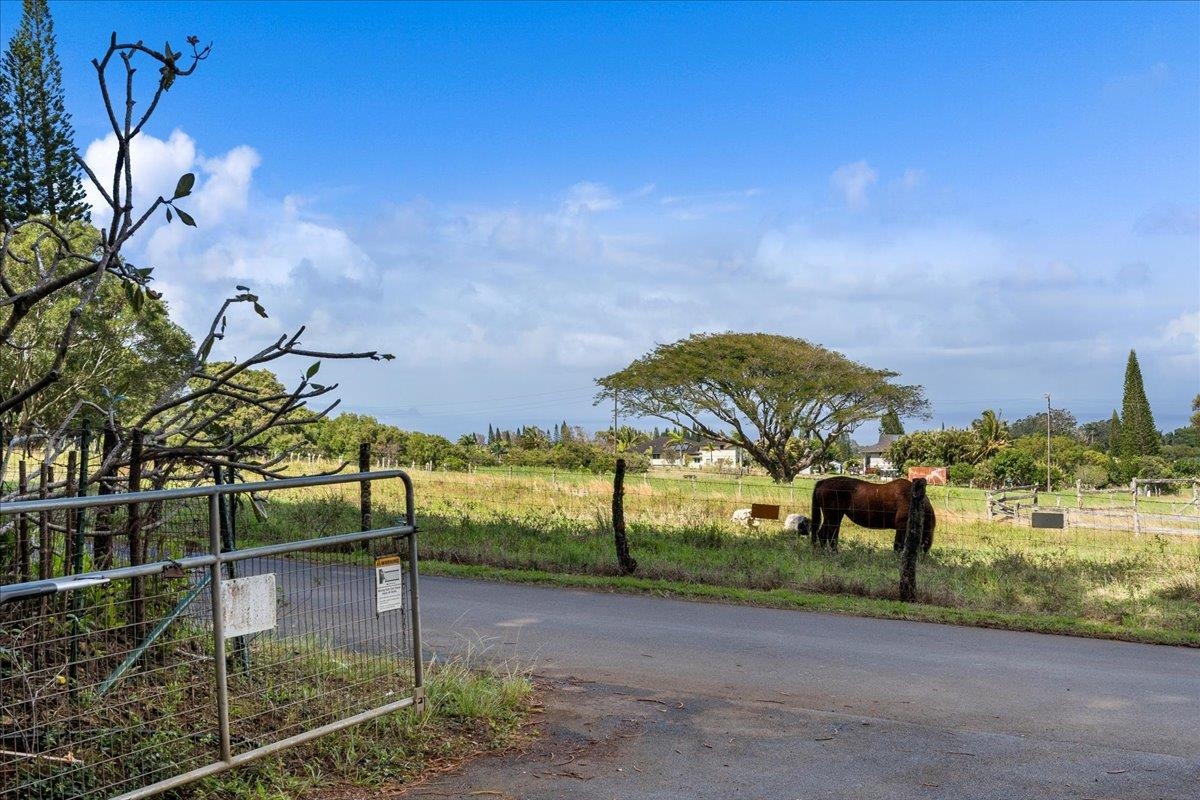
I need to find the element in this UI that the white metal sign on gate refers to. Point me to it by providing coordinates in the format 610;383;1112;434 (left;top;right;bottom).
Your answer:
220;573;277;638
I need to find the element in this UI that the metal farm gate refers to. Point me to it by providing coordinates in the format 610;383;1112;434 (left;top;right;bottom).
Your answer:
0;470;424;800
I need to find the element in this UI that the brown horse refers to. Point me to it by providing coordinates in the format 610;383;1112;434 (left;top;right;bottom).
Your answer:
810;477;935;552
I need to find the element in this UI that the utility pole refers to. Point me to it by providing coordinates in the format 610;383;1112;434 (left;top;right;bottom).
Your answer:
612;389;618;454
1045;393;1052;492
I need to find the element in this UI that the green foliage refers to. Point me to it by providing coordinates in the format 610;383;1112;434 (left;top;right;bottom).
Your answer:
969;409;1009;463
1074;464;1108;488
887;428;978;470
185;364;313;454
1118;350;1160;458
0;222;194;429
979;448;1038;487
598;332;928;483
947;462;975;485
0;0;87;224
1079;417;1114;451
1008;408;1078;439
879;408;904;435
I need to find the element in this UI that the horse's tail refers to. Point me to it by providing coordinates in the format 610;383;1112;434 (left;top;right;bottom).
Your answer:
810;480;823;539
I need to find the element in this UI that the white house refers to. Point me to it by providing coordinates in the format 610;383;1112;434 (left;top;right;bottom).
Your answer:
860;433;899;475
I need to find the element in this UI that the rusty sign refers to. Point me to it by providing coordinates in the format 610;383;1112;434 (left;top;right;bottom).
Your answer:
750;503;781;520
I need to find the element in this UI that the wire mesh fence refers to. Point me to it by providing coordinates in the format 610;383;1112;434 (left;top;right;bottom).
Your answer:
357;461;1197;637
1;471;422;800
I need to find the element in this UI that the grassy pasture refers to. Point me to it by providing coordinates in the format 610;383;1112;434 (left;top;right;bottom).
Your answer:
246;466;1200;645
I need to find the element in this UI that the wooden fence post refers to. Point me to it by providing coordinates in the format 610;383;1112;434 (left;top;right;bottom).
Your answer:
899;478;927;601
1131;478;1141;536
612;458;637;575
359;442;373;534
94;423;118;568
17;460;29;582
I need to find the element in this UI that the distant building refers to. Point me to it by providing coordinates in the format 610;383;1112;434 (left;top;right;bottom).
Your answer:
860;434;899;475
639;437;745;470
639;436;702;467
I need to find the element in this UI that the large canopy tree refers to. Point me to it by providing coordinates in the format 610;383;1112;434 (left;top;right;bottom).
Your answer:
597;332;929;482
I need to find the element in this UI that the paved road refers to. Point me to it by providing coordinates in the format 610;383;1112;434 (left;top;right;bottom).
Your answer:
404;576;1198;800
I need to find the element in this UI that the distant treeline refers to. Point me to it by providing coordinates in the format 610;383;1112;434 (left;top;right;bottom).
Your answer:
298;413;649;473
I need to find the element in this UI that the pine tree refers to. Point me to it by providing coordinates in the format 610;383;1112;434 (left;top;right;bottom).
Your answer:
0;0;87;225
880;409;904;435
1108;410;1122;454
1118;350;1159;457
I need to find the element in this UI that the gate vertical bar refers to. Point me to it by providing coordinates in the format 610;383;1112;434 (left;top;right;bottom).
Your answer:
403;474;424;707
209;493;232;762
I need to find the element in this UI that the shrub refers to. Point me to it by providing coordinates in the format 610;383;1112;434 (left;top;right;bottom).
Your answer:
1074;464;1108;488
947;462;975;486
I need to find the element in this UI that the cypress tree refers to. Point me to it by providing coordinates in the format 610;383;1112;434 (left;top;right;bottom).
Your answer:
1118;350;1159;457
880;409;904;435
0;0;87;225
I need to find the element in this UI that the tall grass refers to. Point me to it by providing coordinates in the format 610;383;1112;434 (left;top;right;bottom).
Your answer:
245;467;1200;641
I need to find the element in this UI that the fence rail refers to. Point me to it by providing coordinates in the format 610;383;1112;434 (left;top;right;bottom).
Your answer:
1;470;423;800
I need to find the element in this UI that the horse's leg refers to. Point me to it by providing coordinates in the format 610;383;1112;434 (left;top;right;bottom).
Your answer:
893;513;907;551
828;510;844;552
814;512;838;550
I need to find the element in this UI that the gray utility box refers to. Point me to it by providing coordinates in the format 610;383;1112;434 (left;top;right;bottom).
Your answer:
1030;510;1065;529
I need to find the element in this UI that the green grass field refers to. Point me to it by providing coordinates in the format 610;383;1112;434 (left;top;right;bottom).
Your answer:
244;466;1200;645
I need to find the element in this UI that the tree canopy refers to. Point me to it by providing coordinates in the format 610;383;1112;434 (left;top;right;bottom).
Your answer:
0;221;194;432
596;332;928;482
879;408;905;435
1008;408;1078;439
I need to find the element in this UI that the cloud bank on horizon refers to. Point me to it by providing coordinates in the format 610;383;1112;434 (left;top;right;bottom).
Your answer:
83;125;1200;438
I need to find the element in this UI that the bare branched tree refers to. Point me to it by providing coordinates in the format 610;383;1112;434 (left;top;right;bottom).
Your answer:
1;33;393;499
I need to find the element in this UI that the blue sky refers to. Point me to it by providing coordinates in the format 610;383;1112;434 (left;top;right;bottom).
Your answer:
4;1;1198;438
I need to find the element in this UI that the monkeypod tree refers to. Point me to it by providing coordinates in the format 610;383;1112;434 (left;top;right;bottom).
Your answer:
597;332;928;483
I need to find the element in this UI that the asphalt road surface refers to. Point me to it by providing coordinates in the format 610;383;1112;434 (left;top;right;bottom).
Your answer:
400;576;1198;800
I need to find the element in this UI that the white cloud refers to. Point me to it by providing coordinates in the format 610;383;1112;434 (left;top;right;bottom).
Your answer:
658;187;762;220
900;168;926;190
830;160;877;208
1104;62;1171;97
83;128;196;222
1162;311;1199;350
563;181;620;214
90;128;1200;435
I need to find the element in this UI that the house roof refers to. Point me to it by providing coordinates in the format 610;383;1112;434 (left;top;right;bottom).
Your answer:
860;433;899;455
642;436;703;455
